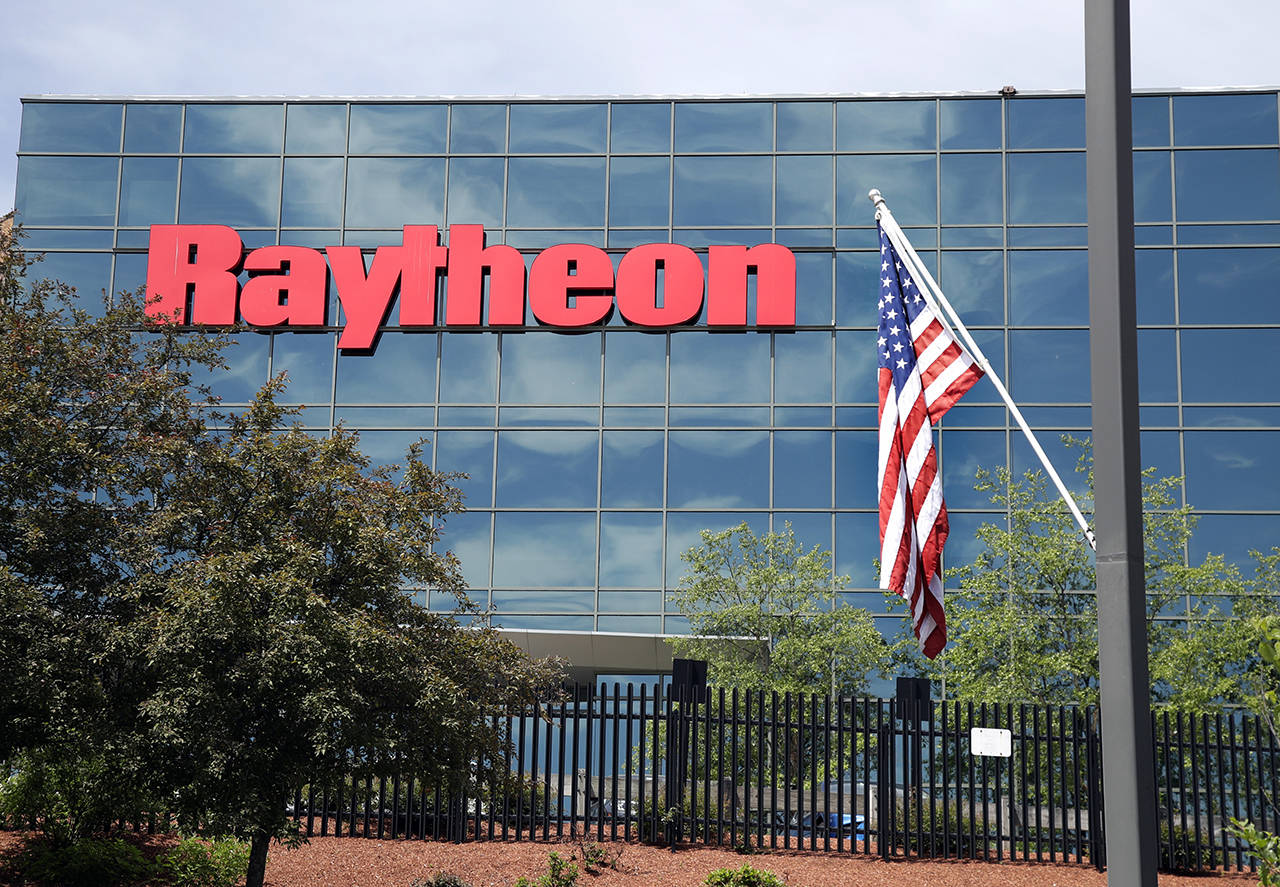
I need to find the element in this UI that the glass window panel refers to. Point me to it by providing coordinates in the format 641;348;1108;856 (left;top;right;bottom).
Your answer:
183;104;282;153
598;615;662;632
669;332;769;403
509;104;606;153
940;251;1004;325
669;407;768;427
1190;515;1280;567
1175;149;1280;222
835;430;877;508
834;512;879;586
835;330;877;403
1009;330;1090;402
609;156;670;227
944;405;1006;427
1185;431;1280;510
774;331;832;403
837;155;936;226
499;407;596;427
333;406;432;427
335;332;435;403
1132;96;1170;148
15;156;118;226
666;512;768;588
940;153;1002;224
601;430;663;507
1007;98;1085;148
492;590;595;613
675;102;772;152
1134;151;1172;223
446;157;504;227
942;228;1004;248
1179;248;1280;324
500;333;601;404
124;103;181;153
270;332;334;404
178;157;279;226
111;252;148;297
1174;94;1278;146
944;512;995;577
1136;249;1175;324
23;231;113;252
187;332;270;403
837;100;935;150
598;591;662;613
281;158;344;227
776;101;832;152
776;228;833;248
610;102;670;153
438;509;490;589
345;157;445;228
668;431;768;508
774;512;831;554
20;102;120;152
28;252;112;315
603;406;663;426
495;430;598;507
440;334;497;402
492;512;596;587
1007;227;1088;248
1012;428;1090;498
774;430;832;508
600;512;663;587
449;104;507;153
1181;329;1280;402
438;406;494;426
1007;153;1087;224
1137;329;1178;402
834;252;880;326
795;253;833;325
940;99;1001;149
355;430;426;476
506;157;606;227
284;104;347;154
1135;225;1172;246
940;430;1004;509
1140;430;1182;483
604;332;666;403
775;406;830;426
672;156;772;227
959;330;1005;404
1008;249;1089;325
117;157;177;226
776;155;833;226
348;104;445;154
1177;223;1280;244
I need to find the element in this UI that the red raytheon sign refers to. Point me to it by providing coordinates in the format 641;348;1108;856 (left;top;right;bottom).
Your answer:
145;224;797;351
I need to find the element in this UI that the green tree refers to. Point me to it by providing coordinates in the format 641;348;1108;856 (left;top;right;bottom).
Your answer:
916;438;1272;708
667;522;890;697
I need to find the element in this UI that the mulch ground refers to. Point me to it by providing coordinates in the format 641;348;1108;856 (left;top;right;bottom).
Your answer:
0;831;1262;887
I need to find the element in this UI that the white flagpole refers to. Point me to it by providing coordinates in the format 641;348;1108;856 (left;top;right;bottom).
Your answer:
869;188;1097;551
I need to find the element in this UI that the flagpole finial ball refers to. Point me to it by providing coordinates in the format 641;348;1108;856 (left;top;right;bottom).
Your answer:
868;188;883;206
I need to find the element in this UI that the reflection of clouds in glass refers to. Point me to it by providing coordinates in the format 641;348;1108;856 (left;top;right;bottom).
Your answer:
285;104;347;153
16;156;118;226
600;515;663;587
675;103;772;152
500;333;601;405
838;101;935;151
183;104;283;153
1006;153;1087;225
349;105;446;154
282;158;344;227
496;431;597;507
669;430;767;508
345;158;445;229
447;158;504;227
673;156;771;227
506;157;606;228
437;510;490;589
665;512;766;588
492;513;595;587
1008;250;1088;326
776;155;832;226
440;334;498;403
604;333;666;403
669;332;768;404
775;331;832;403
508;104;606;153
179;158;281;227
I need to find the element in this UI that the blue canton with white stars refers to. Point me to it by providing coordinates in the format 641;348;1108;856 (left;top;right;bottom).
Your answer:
878;225;929;394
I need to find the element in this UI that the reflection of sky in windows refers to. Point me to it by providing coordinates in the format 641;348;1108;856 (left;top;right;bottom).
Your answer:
447;157;505;227
795;254;834;325
665;512;768;590
270;333;334;404
500;333;601;404
1132;97;1170;148
1012;430;1091;499
835;331;876;403
187;333;270;403
345;157;445;228
183;104;283;153
835;430;877;508
282;158;344;227
940;154;1002;224
1010;330;1090;402
509;104;606;153
940;251;1004;326
776;155;833;226
834;512;879;587
1175;150;1280;222
773;431;831;508
28;252;112;315
438;509;491;589
599;513;663;587
1185;432;1280;510
1182;330;1280;402
1006;98;1085;149
179;157;280;227
335;332;436;403
667;430;768;508
1137;329;1178;402
284;104;347;154
119;158;178;226
1189;514;1280;567
1174;94;1278;146
773;511;831;554
1179;248;1280;324
348;105;446;154
609;103;670;154
17;156;118;226
776;102;833;152
507;158;606;227
940;100;1001;150
492;512;596;587
609;157;670;227
835;252;879;327
22;102;121;152
837;100;935;151
604;333;666;403
1008;250;1088;326
449;104;507;153
940;430;1004;509
601;431;663;507
496;430;598;507
440;334;497;403
1134;152;1172;222
669;333;768;403
1136;250;1175;324
1007;153;1087;224
124;104;181;153
774;331;832;403
434;431;494;507
673;157;772;227
675;102;772;152
837;154;935;226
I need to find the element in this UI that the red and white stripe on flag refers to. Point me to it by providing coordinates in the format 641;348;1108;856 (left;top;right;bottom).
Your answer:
876;226;983;660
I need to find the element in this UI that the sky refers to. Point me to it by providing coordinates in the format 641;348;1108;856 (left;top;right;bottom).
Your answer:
4;0;1280;213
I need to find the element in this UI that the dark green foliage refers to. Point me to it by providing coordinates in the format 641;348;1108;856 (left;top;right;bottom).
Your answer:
637;793;710;843
704;863;785;887
158;835;253;887
1159;821;1217;873
410;875;474;887
577;841;621;873
514;850;579;887
17;837;154;887
889;797;986;857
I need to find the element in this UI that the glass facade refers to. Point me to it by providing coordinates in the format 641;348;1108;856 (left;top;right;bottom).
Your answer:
14;93;1280;638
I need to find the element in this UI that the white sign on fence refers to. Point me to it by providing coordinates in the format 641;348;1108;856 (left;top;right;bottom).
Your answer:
970;727;1013;758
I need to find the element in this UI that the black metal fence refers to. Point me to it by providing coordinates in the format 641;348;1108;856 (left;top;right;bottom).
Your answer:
288;685;1276;874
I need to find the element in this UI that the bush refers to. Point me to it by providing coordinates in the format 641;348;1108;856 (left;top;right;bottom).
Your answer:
704;863;786;887
0;748;150;847
1227;818;1280;885
514;850;579;887
889;797;984;857
1159;820;1218;873
18;837;154;887
577;841;621;873
410;875;474;887
158;835;252;887
637;793;710;843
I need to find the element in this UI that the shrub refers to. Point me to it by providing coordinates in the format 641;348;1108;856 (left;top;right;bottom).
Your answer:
1159;820;1217;873
18;837;154;887
0;748;150;847
704;863;786;887
888;797;984;857
410;875;474;887
577;841;621;873
1228;818;1280;885
158;835;252;887
637;793;710;843
514;850;579;887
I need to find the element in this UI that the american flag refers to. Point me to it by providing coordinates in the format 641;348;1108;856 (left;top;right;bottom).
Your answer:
877;224;983;660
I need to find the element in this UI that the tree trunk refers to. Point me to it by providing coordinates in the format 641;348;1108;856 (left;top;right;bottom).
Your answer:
245;833;271;887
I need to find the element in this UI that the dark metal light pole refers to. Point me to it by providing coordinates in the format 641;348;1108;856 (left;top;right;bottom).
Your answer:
1085;1;1159;884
